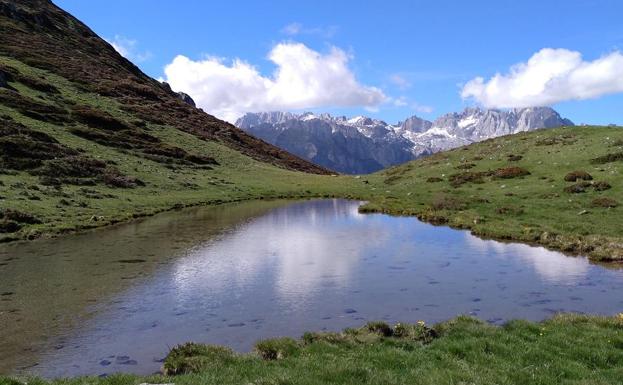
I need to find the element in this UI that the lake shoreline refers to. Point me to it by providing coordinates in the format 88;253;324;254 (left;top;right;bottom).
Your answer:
3;313;623;384
4;191;622;265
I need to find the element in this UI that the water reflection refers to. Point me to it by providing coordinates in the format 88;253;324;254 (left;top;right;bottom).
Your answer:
464;235;589;283
1;199;622;378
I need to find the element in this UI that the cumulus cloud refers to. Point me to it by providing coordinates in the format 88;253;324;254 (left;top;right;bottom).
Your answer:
391;96;433;114
106;35;152;63
163;42;387;122
461;48;623;108
281;22;338;38
389;74;411;90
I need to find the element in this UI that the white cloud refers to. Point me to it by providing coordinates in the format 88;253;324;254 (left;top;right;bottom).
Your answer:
281;22;338;38
461;48;623;108
389;74;411;90
106;35;152;63
392;96;409;107
391;96;433;114
163;42;387;122
412;102;433;114
281;22;302;35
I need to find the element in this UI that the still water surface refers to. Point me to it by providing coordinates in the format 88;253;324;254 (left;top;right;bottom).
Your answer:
1;199;622;377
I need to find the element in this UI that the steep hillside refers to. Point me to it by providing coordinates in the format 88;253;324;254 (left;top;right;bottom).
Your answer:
0;0;328;175
0;0;338;242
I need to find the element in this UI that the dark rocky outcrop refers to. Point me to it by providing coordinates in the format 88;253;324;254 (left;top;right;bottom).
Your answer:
177;92;195;107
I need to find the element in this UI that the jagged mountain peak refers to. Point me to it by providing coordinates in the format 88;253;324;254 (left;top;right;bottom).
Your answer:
236;107;573;174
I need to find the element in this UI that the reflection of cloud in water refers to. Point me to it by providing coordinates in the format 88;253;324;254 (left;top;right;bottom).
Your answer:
464;233;589;283
171;200;388;306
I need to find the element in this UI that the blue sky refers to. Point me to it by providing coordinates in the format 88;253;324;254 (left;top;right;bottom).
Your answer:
54;0;623;125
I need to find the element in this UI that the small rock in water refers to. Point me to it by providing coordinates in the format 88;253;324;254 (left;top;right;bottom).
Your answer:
227;322;245;327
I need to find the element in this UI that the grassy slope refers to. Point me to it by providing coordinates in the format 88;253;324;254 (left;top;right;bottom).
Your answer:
361;125;623;262
3;314;623;385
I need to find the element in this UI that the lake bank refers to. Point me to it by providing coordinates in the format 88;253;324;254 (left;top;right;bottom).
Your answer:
3;313;623;384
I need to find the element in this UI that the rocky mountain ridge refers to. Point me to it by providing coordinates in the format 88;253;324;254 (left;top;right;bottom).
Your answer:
237;107;573;173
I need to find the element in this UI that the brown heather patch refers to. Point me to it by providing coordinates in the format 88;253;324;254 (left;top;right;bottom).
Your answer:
493;167;530;179
431;194;467;211
496;206;524;215
564;170;593;182
591;152;623;164
449;171;491;187
456;163;476;170
592;181;611;191
591;197;618;208
564;182;592;194
0;88;68;123
426;177;443;183
535;134;577;146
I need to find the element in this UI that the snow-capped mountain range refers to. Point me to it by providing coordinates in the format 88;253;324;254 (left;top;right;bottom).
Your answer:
236;107;573;174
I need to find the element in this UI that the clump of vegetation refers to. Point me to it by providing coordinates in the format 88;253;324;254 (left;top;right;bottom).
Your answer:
0;63;59;93
456;163;476;170
591;197;618;208
593;181;612;191
0;87;68;124
431;194;466;211
449;171;490;187
254;337;300;360
426;177;443;183
563;181;611;193
0;118;78;171
302;331;351;345
493;167;530;179
564;170;593;182
102;168;145;188
0;209;42;224
496;206;524;215
591;152;623;164
536;134;576;146
0;220;22;233
365;321;393;337
507;154;523;161
71;104;132;131
392;321;438;343
564;181;592;194
162;342;235;375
